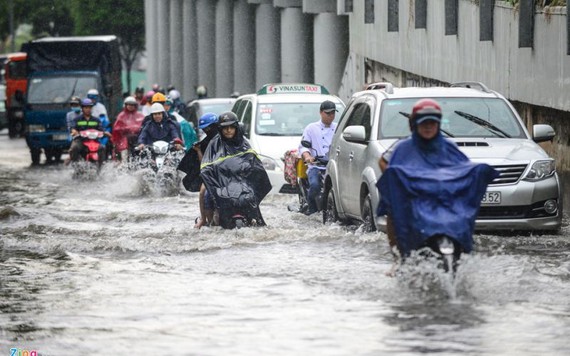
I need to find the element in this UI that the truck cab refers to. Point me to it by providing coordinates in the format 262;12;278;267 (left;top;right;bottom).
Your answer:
4;52;27;138
23;36;122;165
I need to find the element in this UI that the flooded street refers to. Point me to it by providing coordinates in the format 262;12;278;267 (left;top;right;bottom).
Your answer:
1;131;570;355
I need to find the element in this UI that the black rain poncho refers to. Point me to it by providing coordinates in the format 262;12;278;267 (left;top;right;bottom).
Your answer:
200;126;272;228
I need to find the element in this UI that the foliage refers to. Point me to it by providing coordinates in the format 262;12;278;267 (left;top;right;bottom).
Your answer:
0;0;74;51
70;0;145;93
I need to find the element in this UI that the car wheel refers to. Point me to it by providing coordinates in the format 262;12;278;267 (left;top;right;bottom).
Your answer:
323;187;339;224
361;194;377;232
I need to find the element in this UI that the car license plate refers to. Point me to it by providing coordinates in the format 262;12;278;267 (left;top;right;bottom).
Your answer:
52;134;70;141
481;191;501;204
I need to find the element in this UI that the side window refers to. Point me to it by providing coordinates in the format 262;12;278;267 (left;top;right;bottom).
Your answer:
345;102;372;141
232;99;244;117
188;105;198;126
242;101;253;138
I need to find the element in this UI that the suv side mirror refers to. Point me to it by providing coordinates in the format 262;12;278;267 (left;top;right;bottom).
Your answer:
533;124;555;143
342;125;366;143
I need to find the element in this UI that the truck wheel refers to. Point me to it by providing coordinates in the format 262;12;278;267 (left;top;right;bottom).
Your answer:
30;148;41;166
361;194;377;232
8;121;18;138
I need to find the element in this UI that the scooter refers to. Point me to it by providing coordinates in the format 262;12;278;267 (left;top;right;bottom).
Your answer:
72;129;104;179
287;140;328;214
131;140;185;196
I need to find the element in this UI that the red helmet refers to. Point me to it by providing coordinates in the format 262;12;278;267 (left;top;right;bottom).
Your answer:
411;99;442;120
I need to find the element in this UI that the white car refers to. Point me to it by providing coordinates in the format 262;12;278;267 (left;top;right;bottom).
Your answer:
324;82;562;232
232;83;345;194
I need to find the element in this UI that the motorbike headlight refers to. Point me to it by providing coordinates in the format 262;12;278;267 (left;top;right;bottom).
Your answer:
28;124;45;133
260;155;280;171
523;160;556;181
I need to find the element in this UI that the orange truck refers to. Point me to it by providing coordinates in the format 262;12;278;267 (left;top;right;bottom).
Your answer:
4;52;27;138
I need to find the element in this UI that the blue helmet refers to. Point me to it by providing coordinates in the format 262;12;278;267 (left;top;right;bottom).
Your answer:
198;112;218;129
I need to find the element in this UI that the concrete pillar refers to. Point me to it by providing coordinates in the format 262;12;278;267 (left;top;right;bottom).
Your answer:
182;0;198;100
233;0;256;96
313;13;348;94
215;0;233;97
196;0;216;97
280;7;313;83
156;0;170;88
255;3;281;88
169;0;184;93
144;0;157;89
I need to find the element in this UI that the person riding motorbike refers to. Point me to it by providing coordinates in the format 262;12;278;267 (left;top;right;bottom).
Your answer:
298;100;338;215
66;96;82;134
136;103;182;150
112;96;145;161
69;98;110;165
198;111;272;229
376;98;498;265
187;113;220;228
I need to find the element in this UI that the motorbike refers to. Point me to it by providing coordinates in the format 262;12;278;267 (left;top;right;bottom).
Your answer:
131;140;185;196
71;129;104;179
287;140;328;215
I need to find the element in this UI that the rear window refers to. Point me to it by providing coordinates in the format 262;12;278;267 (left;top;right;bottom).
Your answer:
379;97;526;139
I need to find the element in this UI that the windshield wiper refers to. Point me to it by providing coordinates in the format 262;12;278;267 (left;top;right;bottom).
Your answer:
454;110;511;138
398;111;454;137
260;133;287;136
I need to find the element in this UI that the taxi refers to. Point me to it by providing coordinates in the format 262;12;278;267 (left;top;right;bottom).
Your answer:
232;83;345;194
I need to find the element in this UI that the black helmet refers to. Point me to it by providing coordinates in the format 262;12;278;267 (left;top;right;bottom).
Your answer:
218;111;239;127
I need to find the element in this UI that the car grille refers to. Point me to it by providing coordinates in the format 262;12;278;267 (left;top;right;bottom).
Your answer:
489;164;527;185
478;200;557;219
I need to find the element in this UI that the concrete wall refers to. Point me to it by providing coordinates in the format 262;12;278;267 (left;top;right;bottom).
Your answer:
348;1;570;112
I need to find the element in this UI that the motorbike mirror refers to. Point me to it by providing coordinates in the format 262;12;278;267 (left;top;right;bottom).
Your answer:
301;140;312;149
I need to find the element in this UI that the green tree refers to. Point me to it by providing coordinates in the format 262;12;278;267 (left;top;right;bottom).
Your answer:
0;0;74;52
71;0;145;94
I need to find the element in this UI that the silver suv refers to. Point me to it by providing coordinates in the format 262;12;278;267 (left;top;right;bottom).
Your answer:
324;82;562;232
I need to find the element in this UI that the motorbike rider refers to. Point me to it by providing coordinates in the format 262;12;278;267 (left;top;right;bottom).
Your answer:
198;111;271;229
189;113;220;228
141;90;156;116
136;103;183;150
376;98;498;260
112;96;145;161
298;100;338;215
69;98;110;164
66;96;82;134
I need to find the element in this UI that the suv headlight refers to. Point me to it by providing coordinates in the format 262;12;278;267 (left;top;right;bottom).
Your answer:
27;124;45;133
260;155;279;171
523;160;556;181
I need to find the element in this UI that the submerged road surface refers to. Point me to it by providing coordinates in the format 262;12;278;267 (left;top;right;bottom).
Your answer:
1;130;569;355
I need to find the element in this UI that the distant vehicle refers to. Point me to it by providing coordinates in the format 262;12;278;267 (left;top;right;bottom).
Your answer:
324;82;561;232
24;36;122;165
185;97;236;128
0;91;7;131
4;52;27;138
231;83;345;194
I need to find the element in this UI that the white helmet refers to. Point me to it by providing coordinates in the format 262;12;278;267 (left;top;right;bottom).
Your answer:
196;85;207;96
124;96;137;105
150;103;165;114
87;88;99;95
168;89;181;100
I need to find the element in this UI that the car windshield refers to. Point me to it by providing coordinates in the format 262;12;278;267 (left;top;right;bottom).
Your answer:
256;102;343;136
27;76;97;104
379;97;526;139
201;102;234;115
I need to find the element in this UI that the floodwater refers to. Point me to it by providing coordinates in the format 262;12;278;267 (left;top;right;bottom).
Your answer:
1;131;569;355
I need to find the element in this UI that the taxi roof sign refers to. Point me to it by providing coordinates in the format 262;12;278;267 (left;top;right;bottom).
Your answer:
257;83;330;95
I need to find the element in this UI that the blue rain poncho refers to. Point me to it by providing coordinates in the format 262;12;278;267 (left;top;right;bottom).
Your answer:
377;131;498;256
